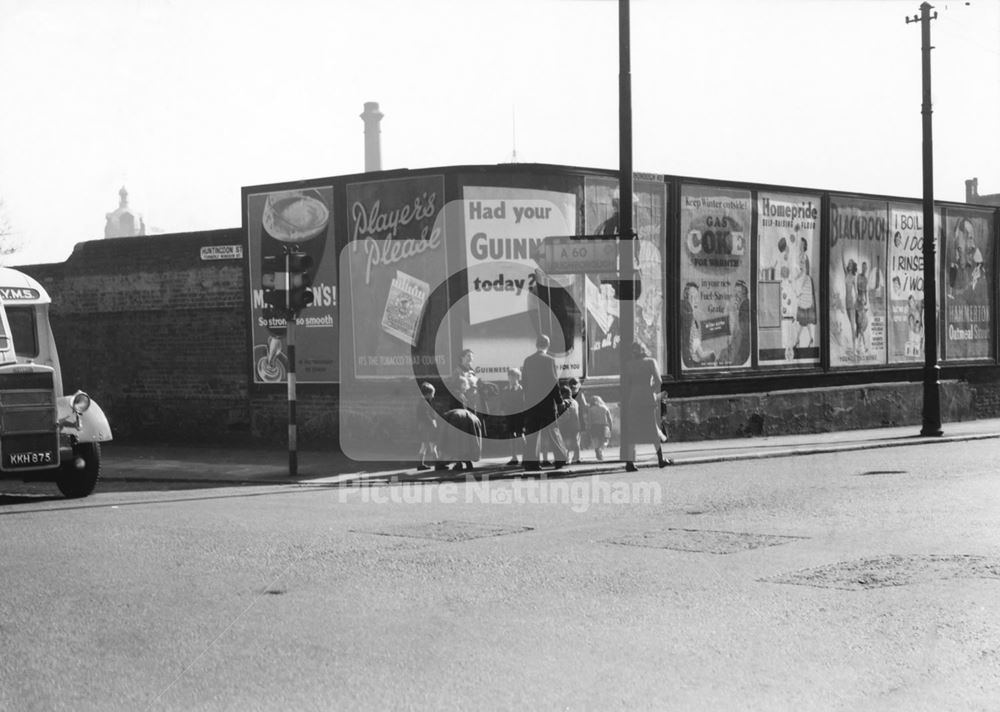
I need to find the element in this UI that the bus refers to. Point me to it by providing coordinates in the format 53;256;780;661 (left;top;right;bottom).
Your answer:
0;267;111;497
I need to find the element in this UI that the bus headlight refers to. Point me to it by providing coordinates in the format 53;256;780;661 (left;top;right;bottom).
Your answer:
71;391;91;414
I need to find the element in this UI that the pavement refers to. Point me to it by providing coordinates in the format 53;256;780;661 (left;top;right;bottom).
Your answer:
100;417;1000;487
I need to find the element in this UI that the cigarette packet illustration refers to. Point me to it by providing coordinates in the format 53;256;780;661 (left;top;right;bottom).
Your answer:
381;270;430;346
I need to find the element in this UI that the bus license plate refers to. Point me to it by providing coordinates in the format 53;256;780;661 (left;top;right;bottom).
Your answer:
4;450;56;469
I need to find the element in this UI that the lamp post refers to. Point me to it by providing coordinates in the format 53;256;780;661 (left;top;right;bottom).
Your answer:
907;2;943;437
618;0;636;457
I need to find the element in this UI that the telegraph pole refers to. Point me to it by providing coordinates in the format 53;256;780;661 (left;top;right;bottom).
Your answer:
618;0;636;460
907;2;942;437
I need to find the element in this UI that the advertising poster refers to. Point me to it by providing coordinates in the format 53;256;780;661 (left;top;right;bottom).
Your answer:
462;186;582;380
247;185;338;384
679;185;752;372
944;208;994;360
887;204;940;363
828;197;888;366
345;175;450;379
584;176;667;377
756;192;821;366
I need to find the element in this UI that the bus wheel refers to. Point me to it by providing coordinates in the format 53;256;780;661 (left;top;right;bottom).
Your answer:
56;443;102;498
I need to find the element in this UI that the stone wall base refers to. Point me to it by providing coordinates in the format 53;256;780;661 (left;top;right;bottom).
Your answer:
662;380;973;442
331;380;977;461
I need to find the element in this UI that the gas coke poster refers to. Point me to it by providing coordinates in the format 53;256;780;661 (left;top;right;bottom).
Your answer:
462;186;582;380
344;174;451;379
828;198;888;366
944;208;994;361
756;192;821;366
679;185;752;371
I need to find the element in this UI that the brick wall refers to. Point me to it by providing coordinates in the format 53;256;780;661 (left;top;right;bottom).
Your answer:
22;231;333;447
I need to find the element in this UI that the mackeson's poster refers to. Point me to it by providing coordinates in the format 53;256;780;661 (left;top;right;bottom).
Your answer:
247;185;338;384
462;186;582;380
829;198;888;366
756;192;821;366
345;174;450;379
678;185;752;371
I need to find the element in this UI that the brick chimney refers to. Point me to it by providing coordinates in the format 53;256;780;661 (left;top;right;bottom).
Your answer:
360;101;383;172
965;177;979;203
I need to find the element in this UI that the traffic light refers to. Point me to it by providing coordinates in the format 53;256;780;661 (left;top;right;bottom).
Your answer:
288;286;314;312
287;250;314;314
261;254;289;317
600;278;642;300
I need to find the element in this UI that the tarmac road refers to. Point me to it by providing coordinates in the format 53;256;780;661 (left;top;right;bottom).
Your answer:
1;429;998;711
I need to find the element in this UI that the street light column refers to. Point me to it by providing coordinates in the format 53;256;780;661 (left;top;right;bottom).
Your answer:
909;2;942;437
618;0;636;457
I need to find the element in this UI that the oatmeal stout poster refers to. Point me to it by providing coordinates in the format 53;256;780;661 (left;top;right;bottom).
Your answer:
828;197;888;366
246;185;338;384
756;192;821;367
345;175;450;379
678;185;752;372
944;208;994;361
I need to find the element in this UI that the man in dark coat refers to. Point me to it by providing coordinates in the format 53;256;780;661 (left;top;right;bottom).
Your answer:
521;334;567;471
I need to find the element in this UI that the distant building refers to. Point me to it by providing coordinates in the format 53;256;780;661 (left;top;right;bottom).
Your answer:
965;178;1000;207
104;186;146;238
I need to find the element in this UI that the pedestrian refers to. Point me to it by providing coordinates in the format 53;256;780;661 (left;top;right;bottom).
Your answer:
587;395;613;461
521;334;568;471
415;381;439;471
502;367;526;466
556;384;581;465
436;374;483;471
621;341;669;471
445;348;480;410
568;377;588;462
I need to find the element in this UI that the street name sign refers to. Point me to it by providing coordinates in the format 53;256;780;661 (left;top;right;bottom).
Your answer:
544;236;618;274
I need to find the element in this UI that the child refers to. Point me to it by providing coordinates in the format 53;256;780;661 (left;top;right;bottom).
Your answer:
415;382;439;470
567;377;588;462
556;384;581;465
501;368;526;466
587;395;613;461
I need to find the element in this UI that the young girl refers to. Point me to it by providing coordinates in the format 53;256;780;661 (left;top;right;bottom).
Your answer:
587;395;613;461
568;377;588;462
415;382;439;470
556;384;581;465
501;368;525;466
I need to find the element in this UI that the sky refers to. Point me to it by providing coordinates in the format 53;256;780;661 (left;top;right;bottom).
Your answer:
0;0;998;267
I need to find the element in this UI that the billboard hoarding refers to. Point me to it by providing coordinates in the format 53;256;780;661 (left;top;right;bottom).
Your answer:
944;208;994;361
247;186;338;384
756;192;821;367
344;175;450;379
584;177;667;377
679;185;752;372
828;198;888;367
462;186;582;380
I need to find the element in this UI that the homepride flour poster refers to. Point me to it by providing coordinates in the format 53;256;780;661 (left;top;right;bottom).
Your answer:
756;192;821;367
462;186;582;380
